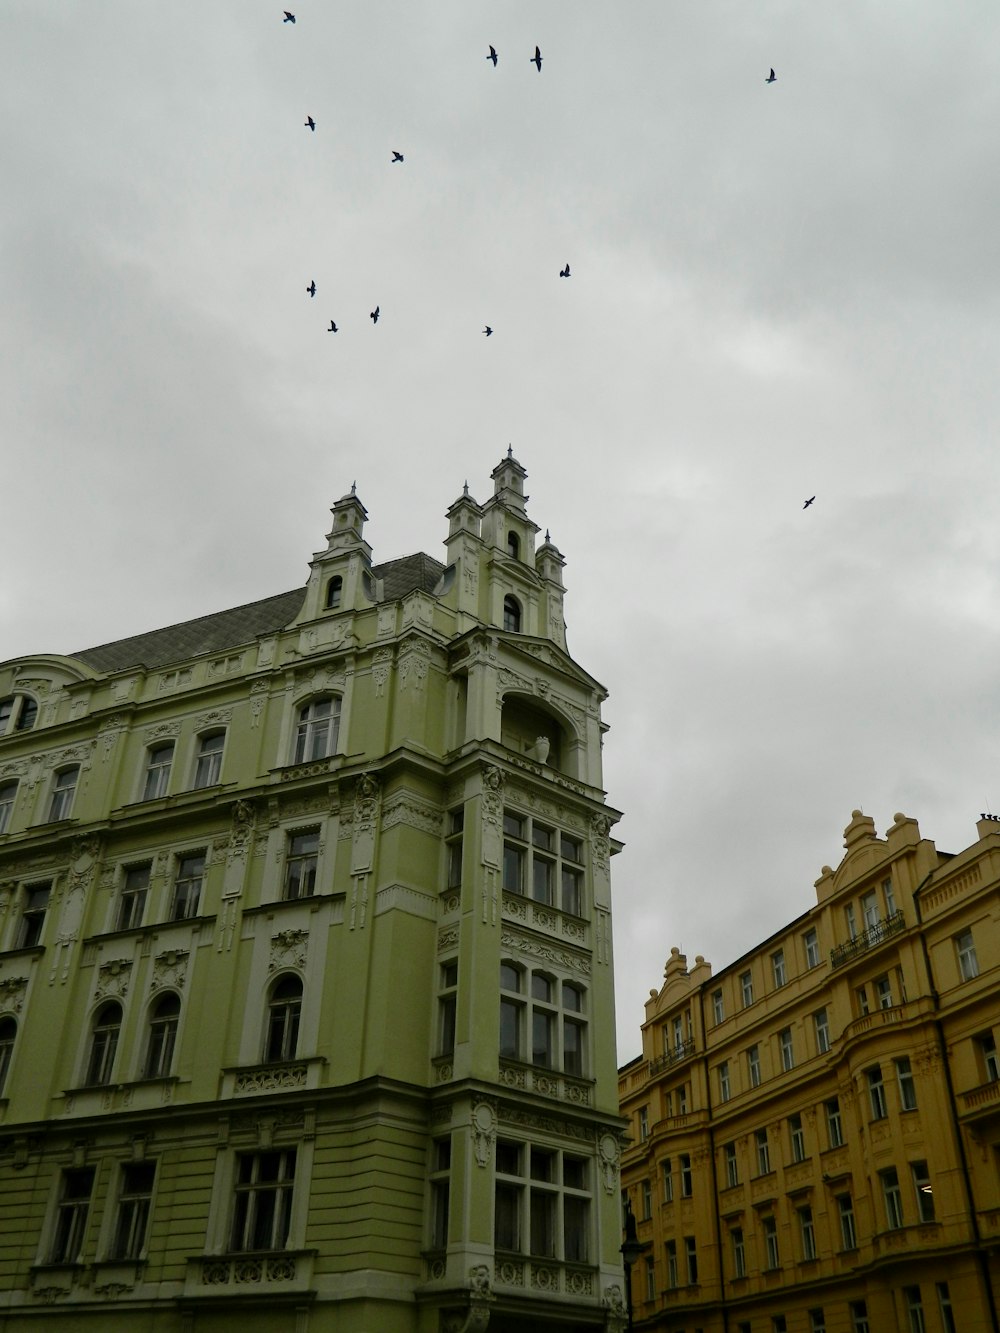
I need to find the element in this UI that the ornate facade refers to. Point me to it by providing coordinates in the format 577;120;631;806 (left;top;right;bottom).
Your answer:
620;809;1000;1333
0;452;627;1332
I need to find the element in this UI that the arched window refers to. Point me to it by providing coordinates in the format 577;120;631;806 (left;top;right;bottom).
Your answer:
0;1015;16;1094
325;575;343;610
264;975;302;1063
293;696;341;764
145;993;180;1078
193;731;225;788
48;766;80;822
507;532;520;561
0;781;17;836
86;1002;122;1086
0;695;37;735
503;595;521;633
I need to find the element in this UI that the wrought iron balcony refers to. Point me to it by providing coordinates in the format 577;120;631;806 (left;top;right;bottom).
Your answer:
649;1038;696;1075
830;910;905;968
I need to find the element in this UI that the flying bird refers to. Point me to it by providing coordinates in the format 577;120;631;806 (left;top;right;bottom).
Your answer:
328;320;338;333
283;11;296;22
559;264;570;278
370;306;380;324
531;45;542;71
766;68;776;83
391;150;404;162
483;326;493;336
306;281;316;297
803;496;815;508
305;116;315;131
487;45;498;66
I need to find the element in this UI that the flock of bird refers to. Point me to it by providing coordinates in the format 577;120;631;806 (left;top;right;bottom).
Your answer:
278;14;807;506
280;11;572;345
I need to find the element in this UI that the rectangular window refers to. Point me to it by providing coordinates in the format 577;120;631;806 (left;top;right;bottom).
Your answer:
809;1310;826;1333
171;852;205;920
439;961;458;1056
530;1188;556;1257
638;1107;649;1141
18;882;51;948
500;996;521;1060
661;1158;673;1203
666;1239;678;1288
142;743;174;800
430;1146;450;1249
825;1097;844;1148
747;1044;761;1088
111;1162;156;1260
679;1154;692;1198
867;1066;888;1120
979;1032;1000;1082
446;809;463;888
712;988;725;1024
731;1226;746;1278
861;889;879;931
284;830;319;899
904;1286;926;1333
856;984;870;1016
560;835;583;915
718;1060;731;1102
0;780;16;835
50;1167;95;1263
838;1194;857;1249
804;927;820;969
779;1027;794;1071
684;1234;698;1285
936;1282;956;1333
911;1161;935;1222
48;767;79;822
773;1318;787;1333
875;975;893;1009
881;1167;903;1230
644;1256;656;1303
762;1215;779;1269
193;733;224;789
755;1128;770;1176
895;1056;917;1111
117;864;150;931
845;903;858;939
798;1205;816;1260
641;1178;652;1220
850;1300;870;1333
882;876;897;917
956;929;979;980
740;970;753;1007
771;949;787;988
789;1113;806;1163
501;813;526;895
725;1142;739;1188
494;1180;521;1250
814;1007;831;1054
230;1150;297;1252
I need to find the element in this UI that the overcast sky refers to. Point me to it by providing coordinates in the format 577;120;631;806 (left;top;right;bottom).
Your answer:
4;2;1000;1060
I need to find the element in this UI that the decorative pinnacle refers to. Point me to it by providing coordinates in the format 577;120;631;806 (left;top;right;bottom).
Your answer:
350;481;357;495
463;481;470;496
507;444;513;458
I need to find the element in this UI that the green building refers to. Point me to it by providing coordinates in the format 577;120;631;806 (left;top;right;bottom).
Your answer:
0;452;628;1333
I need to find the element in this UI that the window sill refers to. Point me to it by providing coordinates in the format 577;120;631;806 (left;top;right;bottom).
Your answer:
241;894;344;918
83;917;216;947
0;943;44;963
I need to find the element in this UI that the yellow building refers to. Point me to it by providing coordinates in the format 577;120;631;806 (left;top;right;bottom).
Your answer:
619;808;1000;1333
0;452;629;1333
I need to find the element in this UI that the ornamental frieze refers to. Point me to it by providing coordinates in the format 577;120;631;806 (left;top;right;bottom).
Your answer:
499;927;591;977
381;792;442;836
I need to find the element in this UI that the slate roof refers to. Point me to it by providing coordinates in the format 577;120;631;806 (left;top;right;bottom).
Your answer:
73;552;447;674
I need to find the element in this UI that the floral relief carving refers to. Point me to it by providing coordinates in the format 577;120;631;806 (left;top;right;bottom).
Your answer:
195;708;233;730
95;958;132;1001
151;949;189;992
270;929;308;972
0;976;29;1014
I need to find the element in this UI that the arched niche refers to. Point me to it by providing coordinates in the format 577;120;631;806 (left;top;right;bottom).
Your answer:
500;692;577;778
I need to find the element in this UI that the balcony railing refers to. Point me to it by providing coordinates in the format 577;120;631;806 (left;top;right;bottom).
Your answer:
649;1039;696;1076
830;910;905;968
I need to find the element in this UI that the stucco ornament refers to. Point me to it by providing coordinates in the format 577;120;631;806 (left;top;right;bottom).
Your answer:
598;1132;621;1195
472;1100;496;1167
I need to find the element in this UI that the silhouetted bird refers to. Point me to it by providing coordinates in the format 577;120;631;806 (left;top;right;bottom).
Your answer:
483;326;493;336
391;150;404;162
531;46;542;71
803;496;815;508
328;320;338;332
370;306;380;324
307;281;316;297
488;45;498;66
766;68;776;83
305;116;315;130
283;11;296;22
559;264;570;278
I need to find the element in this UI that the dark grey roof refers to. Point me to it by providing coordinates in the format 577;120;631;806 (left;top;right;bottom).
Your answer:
73;588;309;674
73;552;448;674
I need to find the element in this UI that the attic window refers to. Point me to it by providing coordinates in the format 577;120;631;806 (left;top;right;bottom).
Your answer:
507;532;520;561
325;576;343;610
503;596;521;633
0;695;38;735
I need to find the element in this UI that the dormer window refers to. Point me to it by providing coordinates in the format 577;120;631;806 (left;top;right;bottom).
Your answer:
0;694;38;735
325;575;343;610
507;532;520;561
503;595;521;633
